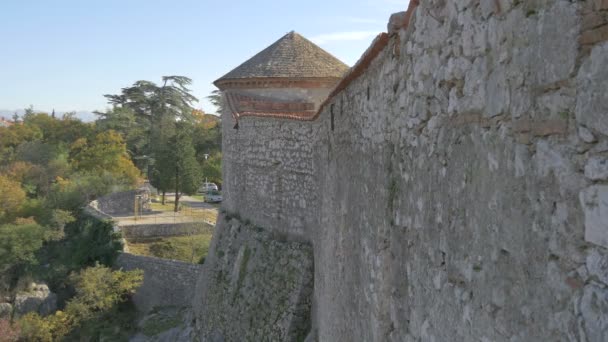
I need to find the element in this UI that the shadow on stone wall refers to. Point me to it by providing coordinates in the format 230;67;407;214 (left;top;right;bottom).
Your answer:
193;213;314;341
115;253;203;314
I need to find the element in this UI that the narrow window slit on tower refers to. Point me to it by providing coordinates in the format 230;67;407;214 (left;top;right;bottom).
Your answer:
330;104;335;131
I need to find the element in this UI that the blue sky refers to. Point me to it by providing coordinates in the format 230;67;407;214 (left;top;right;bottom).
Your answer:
0;0;408;116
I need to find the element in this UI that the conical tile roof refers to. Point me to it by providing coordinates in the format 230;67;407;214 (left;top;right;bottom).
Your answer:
215;31;349;83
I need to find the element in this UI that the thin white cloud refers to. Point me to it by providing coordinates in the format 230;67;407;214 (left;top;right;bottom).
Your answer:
311;31;379;45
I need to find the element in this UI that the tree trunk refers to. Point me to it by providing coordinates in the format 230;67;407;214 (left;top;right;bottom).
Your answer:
162;191;166;205
174;165;180;212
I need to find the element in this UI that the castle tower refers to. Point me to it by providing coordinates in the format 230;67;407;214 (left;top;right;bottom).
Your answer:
215;31;348;120
215;31;348;238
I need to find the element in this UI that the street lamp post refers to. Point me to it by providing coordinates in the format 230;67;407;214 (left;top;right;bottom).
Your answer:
203;153;209;186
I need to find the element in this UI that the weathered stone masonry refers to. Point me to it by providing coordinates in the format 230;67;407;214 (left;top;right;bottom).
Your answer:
196;1;608;341
216;32;348;240
116;253;203;314
193;215;314;341
311;1;608;341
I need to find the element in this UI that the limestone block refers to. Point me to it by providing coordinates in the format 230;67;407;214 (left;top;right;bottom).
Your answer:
462;56;488;113
485;67;509;117
587;249;608;285
585;157;608;181
580;185;608;248
580;284;608;341
388;12;408;34
0;303;12;318
460;11;488;57
592;0;608;11
579;126;597;143
592;141;608;154
455;0;476;12
14;283;57;316
480;0;497;19
576;42;608;137
536;90;574;120
534;2;578;85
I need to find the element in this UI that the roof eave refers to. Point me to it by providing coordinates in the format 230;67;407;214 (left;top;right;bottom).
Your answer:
214;75;348;90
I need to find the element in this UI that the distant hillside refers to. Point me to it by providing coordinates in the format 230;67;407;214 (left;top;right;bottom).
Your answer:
0;109;97;122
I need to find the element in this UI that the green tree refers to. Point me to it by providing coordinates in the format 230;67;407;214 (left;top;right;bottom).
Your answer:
193;115;221;159
102;76;198;166
201;153;222;187
68;265;143;314
69;130;140;186
94;106;148;170
150;139;175;205
171;122;202;211
0;175;26;222
0;124;41;148
206;89;224;115
21;112;94;146
0;222;47;292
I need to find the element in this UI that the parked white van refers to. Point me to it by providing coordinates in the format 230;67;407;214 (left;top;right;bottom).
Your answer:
198;182;218;193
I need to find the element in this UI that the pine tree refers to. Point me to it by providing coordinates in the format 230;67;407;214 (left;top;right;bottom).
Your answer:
172;122;202;212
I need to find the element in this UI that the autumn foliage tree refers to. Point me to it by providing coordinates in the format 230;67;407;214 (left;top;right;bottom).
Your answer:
0;175;26;222
18;265;143;341
69;130;140;186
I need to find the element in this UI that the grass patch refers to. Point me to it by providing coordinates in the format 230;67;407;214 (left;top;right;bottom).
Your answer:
150;202;178;212
237;246;251;290
126;233;213;263
233;246;251;303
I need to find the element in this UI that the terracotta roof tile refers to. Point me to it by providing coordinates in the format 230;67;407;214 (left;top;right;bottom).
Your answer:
215;31;349;84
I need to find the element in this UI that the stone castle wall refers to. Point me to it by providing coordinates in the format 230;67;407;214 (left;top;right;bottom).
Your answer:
221;112;321;240
201;0;608;341
193;214;314;341
309;1;608;341
116;253;203;313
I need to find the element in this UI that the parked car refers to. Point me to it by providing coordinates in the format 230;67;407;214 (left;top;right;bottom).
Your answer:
198;182;218;193
204;190;223;203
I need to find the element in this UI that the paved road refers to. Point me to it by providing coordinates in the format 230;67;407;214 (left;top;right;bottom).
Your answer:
179;195;220;209
114;194;219;227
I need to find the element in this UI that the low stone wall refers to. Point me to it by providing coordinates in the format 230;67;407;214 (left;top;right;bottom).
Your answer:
193;214;314;341
82;205;113;221
121;222;214;240
91;189;149;216
115;253;203;313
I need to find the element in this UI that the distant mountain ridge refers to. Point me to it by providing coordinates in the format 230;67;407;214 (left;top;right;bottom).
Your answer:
0;109;97;122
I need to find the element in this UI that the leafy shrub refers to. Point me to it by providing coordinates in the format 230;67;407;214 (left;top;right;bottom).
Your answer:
18;265;143;341
38;213;123;290
0;222;47;292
